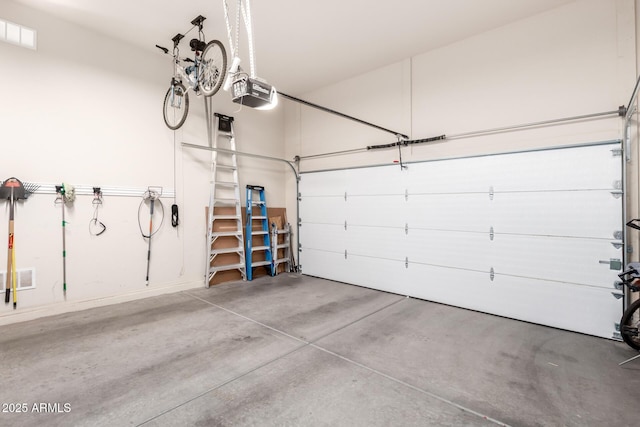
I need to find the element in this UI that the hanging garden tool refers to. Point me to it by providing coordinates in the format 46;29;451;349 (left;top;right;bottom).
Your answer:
89;187;106;236
139;187;164;286
1;177;39;309
55;183;75;294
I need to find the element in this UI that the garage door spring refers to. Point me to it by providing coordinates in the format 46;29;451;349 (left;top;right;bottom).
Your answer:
366;134;446;150
367;134;446;169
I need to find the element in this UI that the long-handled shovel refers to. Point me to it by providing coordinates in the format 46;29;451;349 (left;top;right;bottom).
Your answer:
1;178;38;309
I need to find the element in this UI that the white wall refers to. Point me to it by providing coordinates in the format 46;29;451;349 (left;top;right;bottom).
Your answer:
285;0;639;261
0;0;286;323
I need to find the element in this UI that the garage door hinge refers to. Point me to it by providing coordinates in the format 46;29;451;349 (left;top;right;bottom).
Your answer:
489;186;494;201
298;218;302;227
405;257;409;268
489;226;495;241
611;148;623;157
298;192;302;201
610;181;623;198
599;258;622;270
611;230;624;249
344;192;347;201
489;267;495;281
405;189;409;201
345;250;348;259
344;220;347;231
613;323;622;340
405;223;409;235
611;291;623;299
614;280;623;290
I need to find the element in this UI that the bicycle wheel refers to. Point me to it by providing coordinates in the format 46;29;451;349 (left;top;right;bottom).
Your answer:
163;83;189;130
620;298;640;350
199;40;227;97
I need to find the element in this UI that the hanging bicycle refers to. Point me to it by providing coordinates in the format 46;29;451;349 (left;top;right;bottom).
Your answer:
156;15;227;130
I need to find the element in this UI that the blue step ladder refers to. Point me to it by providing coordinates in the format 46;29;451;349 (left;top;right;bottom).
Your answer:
245;185;274;280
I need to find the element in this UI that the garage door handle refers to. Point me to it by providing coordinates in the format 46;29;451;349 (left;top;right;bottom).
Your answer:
599;259;622;270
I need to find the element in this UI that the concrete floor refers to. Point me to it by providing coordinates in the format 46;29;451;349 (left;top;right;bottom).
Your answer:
0;274;639;426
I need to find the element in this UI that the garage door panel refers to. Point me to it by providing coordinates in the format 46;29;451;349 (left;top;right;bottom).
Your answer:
299;223;346;252
299;248;348;283
405;194;493;232
346;166;407;194
484;144;621;191
346;195;406;227
491;235;621;287
403;263;621;339
346;226;406;260
407;156;497;193
301;170;348;195
402;263;496;310
492;191;620;238
406;230;493;273
338;256;406;294
300;196;345;224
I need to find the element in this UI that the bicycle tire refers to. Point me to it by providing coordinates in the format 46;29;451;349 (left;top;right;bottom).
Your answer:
620;298;640;350
199;40;227;97
163;83;189;130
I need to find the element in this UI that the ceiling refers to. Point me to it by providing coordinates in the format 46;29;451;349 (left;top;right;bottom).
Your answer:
12;0;574;94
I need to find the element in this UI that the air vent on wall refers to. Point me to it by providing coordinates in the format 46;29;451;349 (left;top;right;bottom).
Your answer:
0;18;37;49
1;268;36;291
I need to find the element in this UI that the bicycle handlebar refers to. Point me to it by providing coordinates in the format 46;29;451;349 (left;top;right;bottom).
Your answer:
619;267;640;292
619;267;638;281
156;44;169;55
627;219;640;231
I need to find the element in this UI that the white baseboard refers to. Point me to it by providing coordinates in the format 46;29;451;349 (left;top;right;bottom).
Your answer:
0;280;205;326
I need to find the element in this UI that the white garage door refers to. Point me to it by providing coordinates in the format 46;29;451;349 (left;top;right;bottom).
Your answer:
299;141;624;339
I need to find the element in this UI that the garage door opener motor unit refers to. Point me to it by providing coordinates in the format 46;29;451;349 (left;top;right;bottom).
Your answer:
231;76;276;109
222;0;277;110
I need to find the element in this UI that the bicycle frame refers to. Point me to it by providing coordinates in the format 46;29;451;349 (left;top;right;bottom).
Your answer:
172;51;202;91
167;49;200;109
